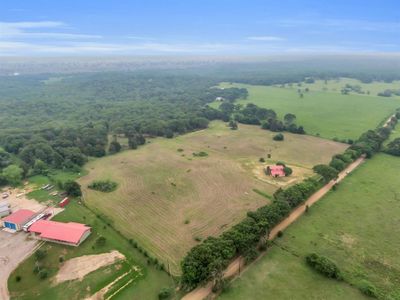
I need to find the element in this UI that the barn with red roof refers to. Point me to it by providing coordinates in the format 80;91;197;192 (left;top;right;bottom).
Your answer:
265;165;286;177
1;209;37;231
29;220;91;246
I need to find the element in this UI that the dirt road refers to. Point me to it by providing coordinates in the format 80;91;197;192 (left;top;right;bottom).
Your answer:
0;232;41;300
182;156;365;300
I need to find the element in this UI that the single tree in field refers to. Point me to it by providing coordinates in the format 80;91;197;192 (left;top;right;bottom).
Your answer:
64;180;82;197
283;113;296;125
229;120;238;130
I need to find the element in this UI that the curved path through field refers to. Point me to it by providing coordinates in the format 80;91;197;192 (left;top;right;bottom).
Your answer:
182;156;365;300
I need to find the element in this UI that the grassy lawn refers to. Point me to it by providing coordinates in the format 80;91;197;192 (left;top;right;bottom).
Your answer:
79;121;346;274
26;170;88;204
211;80;400;140
219;154;400;300
8;200;175;300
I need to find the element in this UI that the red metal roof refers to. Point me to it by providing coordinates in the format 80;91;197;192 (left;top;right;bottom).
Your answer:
270;165;285;177
29;220;90;244
2;209;36;224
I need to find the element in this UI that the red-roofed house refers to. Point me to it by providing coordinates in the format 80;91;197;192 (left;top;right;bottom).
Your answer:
1;209;37;231
29;220;91;246
265;165;286;177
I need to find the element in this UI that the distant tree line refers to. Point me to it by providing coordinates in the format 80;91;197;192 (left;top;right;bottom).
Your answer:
219;102;305;134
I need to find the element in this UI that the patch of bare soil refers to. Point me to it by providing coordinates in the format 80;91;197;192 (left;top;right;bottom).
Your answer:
55;250;125;283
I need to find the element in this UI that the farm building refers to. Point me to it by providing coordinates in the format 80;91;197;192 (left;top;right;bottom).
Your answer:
1;209;37;231
265;165;286;177
0;201;11;217
29;220;91;246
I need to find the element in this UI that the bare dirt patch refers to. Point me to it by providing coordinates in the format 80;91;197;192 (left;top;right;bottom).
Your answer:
55;250;125;283
0;231;41;300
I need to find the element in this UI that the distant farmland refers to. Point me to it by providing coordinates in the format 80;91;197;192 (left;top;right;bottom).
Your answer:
212;79;400;140
219;154;400;299
80;121;346;274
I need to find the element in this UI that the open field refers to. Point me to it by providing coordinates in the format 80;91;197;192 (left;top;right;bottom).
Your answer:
79;121;347;274
296;78;400;97
212;80;400;140
218;154;400;299
8;201;173;300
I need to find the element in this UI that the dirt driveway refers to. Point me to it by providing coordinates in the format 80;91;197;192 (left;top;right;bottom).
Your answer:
0;231;41;300
0;188;62;300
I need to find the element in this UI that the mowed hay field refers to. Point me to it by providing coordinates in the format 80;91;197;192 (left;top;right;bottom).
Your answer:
219;154;400;300
79;121;347;274
213;80;400;140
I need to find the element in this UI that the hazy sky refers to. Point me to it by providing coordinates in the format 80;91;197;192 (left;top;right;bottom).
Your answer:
1;0;400;56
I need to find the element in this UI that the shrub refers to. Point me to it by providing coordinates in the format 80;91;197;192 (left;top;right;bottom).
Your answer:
212;278;229;293
283;166;292;176
259;157;265;162
95;236;106;247
35;249;47;261
273;133;284;141
244;247;259;264
192;151;208;157
15;276;21;282
158;287;172;300
305;253;342;280
88;180;118;192
38;269;48;280
277;230;283;238
359;280;378;298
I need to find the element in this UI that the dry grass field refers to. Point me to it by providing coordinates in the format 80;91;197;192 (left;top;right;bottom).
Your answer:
79;121;347;274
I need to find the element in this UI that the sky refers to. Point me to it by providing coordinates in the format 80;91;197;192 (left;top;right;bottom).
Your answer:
1;0;400;56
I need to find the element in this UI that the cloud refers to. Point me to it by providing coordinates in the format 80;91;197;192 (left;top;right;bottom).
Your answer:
0;21;101;40
0;41;248;56
276;18;400;32
247;36;286;41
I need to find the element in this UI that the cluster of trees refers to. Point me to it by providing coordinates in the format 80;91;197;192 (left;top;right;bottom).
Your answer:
348;114;399;158
315;112;400;182
208;87;248;103
220;103;305;134
377;89;400;97
181;176;322;290
88;180;118;193
384;138;400;156
312;164;339;183
0;123;108;186
341;84;366;95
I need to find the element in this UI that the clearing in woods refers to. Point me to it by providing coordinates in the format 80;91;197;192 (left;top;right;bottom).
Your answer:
218;154;400;300
212;79;400;140
79;121;347;274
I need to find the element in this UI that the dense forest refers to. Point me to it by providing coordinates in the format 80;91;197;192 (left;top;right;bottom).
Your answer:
0;72;248;185
1;59;399;186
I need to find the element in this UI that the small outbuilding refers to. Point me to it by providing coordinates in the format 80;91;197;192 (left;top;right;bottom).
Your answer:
0;207;11;218
1;209;37;231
